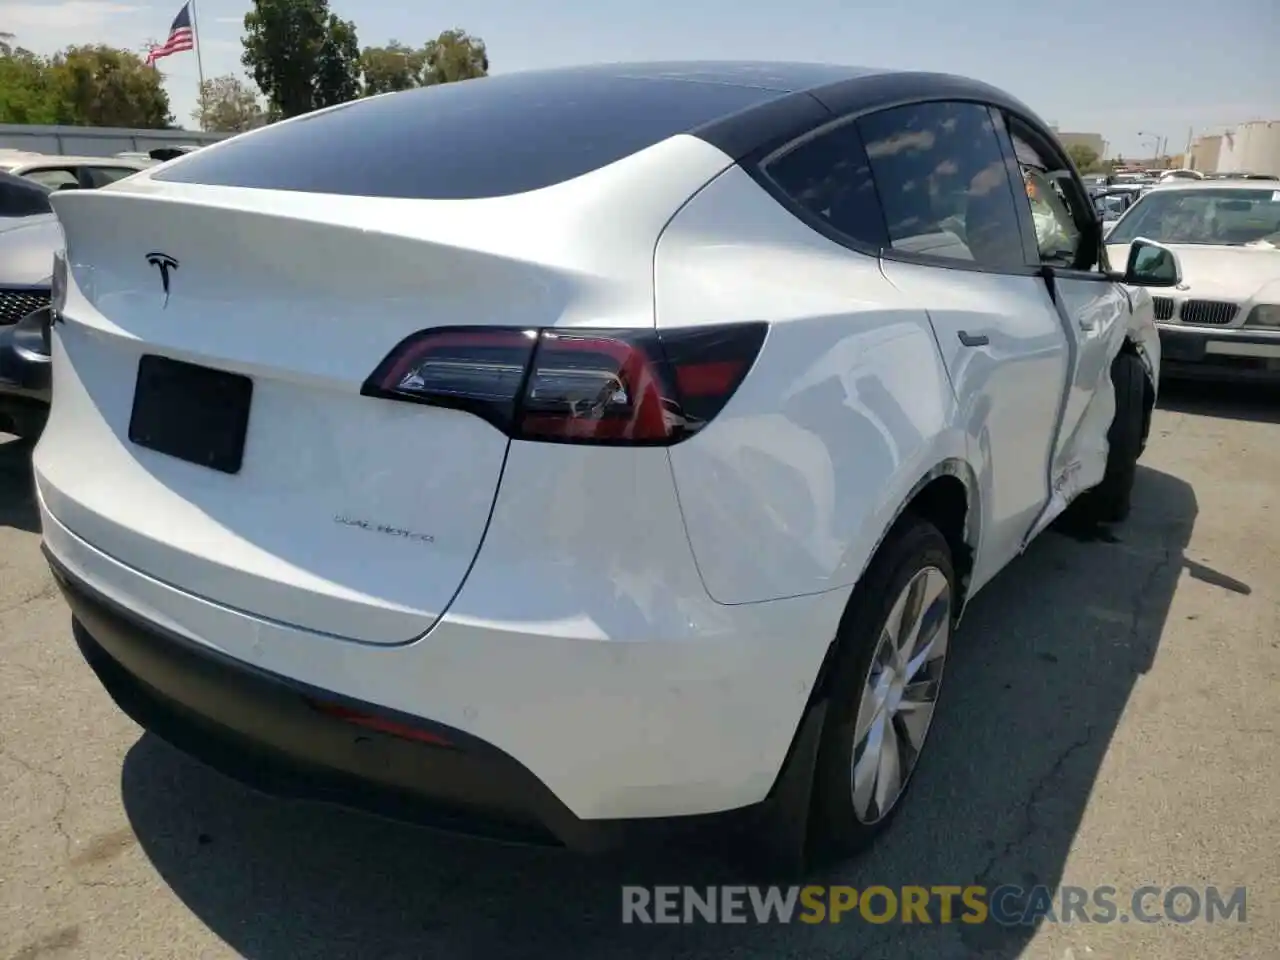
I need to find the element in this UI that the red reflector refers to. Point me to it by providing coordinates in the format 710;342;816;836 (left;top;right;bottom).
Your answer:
309;700;454;747
674;360;745;397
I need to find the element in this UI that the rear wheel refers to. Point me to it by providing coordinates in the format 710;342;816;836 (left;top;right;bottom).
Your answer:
809;514;955;859
1072;350;1146;525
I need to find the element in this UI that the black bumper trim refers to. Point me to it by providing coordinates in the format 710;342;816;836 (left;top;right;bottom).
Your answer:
45;546;788;854
0;307;51;437
1158;326;1280;381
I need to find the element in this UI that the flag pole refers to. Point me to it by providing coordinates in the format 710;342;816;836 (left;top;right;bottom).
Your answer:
190;0;207;124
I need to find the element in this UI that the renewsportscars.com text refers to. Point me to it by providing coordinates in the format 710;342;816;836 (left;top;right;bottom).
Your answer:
621;885;1247;926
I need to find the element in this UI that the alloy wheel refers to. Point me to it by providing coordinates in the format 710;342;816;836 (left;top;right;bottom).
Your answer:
850;565;951;824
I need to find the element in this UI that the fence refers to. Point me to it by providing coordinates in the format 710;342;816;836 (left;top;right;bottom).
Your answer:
0;124;230;158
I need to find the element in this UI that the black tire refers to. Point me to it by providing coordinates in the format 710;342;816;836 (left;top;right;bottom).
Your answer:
808;513;956;860
1072;350;1146;525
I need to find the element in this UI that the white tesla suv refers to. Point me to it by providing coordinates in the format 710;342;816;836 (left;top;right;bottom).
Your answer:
37;62;1179;863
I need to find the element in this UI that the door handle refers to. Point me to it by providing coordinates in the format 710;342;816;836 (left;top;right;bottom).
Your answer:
957;331;989;347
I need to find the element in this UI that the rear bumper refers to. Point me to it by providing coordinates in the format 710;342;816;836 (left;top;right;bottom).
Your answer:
1158;324;1280;381
51;548;805;852
39;486;843;825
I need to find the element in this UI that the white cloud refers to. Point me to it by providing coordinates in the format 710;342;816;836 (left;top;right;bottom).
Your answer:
4;1;142;31
212;16;244;24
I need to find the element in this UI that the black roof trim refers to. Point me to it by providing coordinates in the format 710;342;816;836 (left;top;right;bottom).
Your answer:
693;91;833;162
809;70;1041;124
692;68;1053;165
507;60;888;93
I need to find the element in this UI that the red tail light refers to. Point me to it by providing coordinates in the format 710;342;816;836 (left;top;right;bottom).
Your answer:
362;323;766;445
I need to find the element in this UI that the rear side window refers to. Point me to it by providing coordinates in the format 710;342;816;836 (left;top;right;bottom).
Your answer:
153;72;783;199
760;120;887;249
856;101;1027;269
22;167;79;191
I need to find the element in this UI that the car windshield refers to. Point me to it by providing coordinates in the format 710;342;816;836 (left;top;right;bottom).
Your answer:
1108;188;1280;246
1095;195;1129;217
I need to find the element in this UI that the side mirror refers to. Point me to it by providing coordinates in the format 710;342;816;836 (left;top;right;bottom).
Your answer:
1122;237;1181;287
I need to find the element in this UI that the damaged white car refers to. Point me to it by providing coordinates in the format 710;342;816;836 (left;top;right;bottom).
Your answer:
40;64;1179;865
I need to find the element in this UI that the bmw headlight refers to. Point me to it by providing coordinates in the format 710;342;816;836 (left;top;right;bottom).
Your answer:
50;249;68;315
1246;304;1280;328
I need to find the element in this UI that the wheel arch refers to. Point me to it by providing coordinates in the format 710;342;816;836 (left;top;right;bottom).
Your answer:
757;457;980;866
876;458;979;608
1120;334;1158;451
812;456;980;705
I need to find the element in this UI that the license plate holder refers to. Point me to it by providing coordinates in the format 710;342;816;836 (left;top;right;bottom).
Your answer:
128;355;253;474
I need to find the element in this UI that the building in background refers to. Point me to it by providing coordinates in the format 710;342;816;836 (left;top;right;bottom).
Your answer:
1186;122;1280;175
1216;121;1280;176
1188;134;1223;172
1050;128;1108;160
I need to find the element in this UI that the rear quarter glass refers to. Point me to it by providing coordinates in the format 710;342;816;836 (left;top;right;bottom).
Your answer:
152;72;787;200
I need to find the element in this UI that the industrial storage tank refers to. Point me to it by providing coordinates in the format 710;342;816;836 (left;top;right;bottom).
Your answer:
1217;121;1280;176
1188;134;1222;172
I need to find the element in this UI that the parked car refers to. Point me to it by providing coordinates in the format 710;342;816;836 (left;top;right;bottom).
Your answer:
0;153;152;437
0;170;53;228
0;153;149;191
0;214;59;437
38;62;1180;864
1092;187;1140;236
1106;179;1280;380
146;144;203;162
1204;172;1280;182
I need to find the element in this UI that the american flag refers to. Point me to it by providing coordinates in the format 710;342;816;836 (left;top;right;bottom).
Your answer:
145;3;195;66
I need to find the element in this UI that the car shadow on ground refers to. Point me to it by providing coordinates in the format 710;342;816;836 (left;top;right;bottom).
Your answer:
117;463;1220;960
1157;377;1280;425
0;434;39;533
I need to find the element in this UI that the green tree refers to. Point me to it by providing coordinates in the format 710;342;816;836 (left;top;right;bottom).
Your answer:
360;40;424;95
419;29;488;86
242;0;361;119
0;31;14;57
1066;143;1102;174
193;74;265;132
0;46;62;124
314;14;360;107
49;45;172;127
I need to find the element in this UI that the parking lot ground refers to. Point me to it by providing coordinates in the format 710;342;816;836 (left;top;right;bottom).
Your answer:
1;380;1277;960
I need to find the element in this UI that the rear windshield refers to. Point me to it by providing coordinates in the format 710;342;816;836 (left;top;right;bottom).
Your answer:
154;71;782;200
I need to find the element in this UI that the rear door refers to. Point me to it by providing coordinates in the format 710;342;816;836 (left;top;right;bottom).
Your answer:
1001;117;1131;533
865;100;1072;589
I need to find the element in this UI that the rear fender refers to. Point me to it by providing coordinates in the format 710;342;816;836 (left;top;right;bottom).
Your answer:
656;163;976;606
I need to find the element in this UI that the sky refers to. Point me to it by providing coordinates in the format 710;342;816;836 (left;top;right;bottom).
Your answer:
4;0;1277;158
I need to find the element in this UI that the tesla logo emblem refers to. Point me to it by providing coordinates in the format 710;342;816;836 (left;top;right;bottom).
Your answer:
145;252;178;307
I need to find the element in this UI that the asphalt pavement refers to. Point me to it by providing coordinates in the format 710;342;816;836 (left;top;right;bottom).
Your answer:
1;380;1277;960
